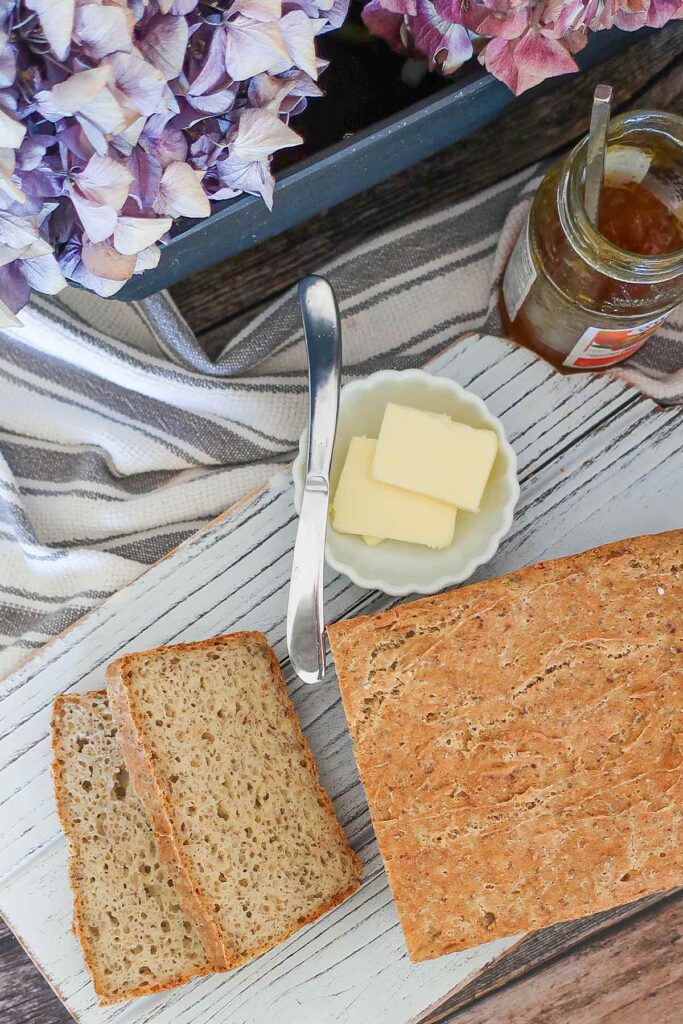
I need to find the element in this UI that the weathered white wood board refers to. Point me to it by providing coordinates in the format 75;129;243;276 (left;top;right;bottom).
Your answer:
1;336;681;1024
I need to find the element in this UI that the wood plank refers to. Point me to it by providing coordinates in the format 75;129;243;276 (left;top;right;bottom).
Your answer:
170;25;683;334
0;337;680;1024
415;890;682;1023
425;891;683;1024
0;917;70;1024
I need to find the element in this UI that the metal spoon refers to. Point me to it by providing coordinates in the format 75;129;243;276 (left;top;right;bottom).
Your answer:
584;83;613;226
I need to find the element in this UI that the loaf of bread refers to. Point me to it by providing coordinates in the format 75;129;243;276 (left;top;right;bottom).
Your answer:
106;631;362;969
327;530;683;962
51;692;214;1004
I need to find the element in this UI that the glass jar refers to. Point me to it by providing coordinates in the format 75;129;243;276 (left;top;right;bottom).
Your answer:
501;110;683;372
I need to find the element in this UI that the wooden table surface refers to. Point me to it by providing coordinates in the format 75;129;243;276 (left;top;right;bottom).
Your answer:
1;22;682;1024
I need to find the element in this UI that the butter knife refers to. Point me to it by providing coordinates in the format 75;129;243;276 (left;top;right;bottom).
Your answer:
287;276;342;684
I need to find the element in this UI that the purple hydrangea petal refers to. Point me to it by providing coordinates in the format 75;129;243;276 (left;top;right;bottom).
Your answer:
160;0;200;13
68;188;119;243
58;236;122;295
224;17;292;79
230;0;285;22
0;261;30;313
106;53;168;117
186;87;238;116
0;30;17;89
72;154;133;209
320;0;351;31
0;209;53;258
36;66;112;120
280;10;322;78
229;106;301;163
17;167;64;199
139;15;189;81
112;115;147;154
113;214;173;254
66;259;128;295
20;251;67;294
73;3;135;61
16;134;53;171
134;243;162;273
127;148;163;212
0;151;26;205
0;0;348;315
140;113;189;167
82;238;137;280
187;26;229;96
56;125;91;164
25;0;76;61
152;160;211;217
0;105;26;149
217;153;275;208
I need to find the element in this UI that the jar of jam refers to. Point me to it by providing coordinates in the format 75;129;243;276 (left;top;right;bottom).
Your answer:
501;110;683;372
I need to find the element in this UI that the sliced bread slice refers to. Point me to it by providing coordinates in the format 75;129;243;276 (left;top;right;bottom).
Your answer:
51;691;216;1005
106;631;362;969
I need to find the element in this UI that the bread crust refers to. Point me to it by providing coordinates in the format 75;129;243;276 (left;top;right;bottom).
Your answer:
51;692;215;1005
328;530;683;961
106;631;362;970
106;665;231;969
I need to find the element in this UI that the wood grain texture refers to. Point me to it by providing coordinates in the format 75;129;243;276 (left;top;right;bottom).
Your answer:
414;890;681;1023
2;31;683;1024
429;890;683;1024
1;336;681;1024
170;24;683;335
0;917;70;1024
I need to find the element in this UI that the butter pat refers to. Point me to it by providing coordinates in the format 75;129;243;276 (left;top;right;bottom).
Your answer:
372;403;498;512
332;437;456;549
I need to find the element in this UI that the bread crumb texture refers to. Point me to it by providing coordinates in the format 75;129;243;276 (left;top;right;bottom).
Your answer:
327;530;683;961
51;692;211;1004
116;632;361;962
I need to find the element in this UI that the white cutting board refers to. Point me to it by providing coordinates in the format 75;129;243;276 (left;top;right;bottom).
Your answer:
1;335;681;1024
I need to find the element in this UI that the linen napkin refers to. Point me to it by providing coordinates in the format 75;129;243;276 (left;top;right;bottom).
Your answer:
0;162;680;675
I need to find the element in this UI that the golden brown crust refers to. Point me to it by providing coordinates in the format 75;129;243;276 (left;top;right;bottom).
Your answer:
50;692;216;1005
107;631;362;969
328;530;683;961
239;641;363;961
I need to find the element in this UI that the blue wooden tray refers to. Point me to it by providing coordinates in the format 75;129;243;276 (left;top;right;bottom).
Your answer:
117;27;649;300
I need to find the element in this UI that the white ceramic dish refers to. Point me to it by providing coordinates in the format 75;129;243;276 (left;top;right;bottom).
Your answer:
292;368;519;596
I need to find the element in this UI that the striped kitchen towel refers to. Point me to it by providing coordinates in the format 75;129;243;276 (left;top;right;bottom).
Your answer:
1;162;681;675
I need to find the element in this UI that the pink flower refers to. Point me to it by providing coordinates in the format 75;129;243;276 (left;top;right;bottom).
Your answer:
362;0;407;52
363;0;683;94
406;0;473;73
482;28;578;94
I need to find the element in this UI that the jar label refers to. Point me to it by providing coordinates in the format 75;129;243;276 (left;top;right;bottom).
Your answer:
563;310;672;369
502;217;536;322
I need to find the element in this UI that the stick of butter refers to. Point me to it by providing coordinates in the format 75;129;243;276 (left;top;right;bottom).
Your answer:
332;437;457;549
372;403;498;512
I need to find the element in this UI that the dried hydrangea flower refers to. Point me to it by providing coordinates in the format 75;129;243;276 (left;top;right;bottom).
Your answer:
0;0;348;320
363;0;683;95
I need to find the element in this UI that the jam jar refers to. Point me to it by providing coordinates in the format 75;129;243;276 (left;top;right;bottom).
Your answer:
501;110;683;372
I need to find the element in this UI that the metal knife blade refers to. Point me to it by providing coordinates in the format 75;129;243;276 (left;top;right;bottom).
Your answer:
286;276;342;684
